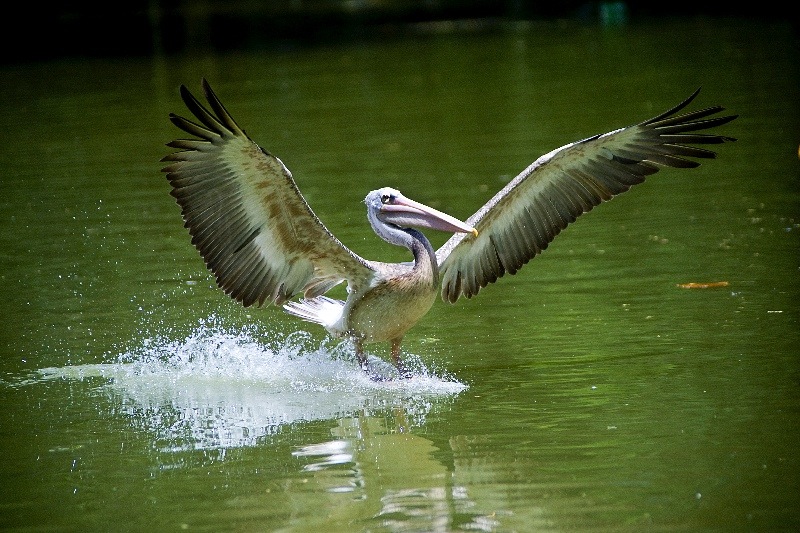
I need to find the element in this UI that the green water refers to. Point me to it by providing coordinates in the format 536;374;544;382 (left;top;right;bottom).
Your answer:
1;18;798;531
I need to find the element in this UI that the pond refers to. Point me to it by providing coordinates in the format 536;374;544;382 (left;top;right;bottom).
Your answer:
1;16;798;532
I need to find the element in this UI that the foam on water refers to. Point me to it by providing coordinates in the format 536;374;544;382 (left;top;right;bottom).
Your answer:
31;316;468;452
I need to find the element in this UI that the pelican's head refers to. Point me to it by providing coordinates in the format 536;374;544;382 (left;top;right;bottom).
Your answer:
364;187;477;236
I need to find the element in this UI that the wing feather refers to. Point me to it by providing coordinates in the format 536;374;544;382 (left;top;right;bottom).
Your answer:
437;89;737;303
161;79;374;307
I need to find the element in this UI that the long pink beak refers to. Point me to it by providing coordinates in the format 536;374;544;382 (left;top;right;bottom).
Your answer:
382;194;478;236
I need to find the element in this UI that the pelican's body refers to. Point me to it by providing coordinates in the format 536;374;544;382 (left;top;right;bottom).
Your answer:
345;250;438;345
281;189;471;370
162;79;737;374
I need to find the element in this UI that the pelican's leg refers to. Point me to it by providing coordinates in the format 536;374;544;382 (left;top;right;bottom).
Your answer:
354;338;367;368
391;338;409;377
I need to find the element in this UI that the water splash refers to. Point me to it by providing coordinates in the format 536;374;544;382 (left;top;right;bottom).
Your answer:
33;316;467;453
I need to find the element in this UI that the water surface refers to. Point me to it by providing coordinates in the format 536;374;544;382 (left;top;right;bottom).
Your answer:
1;17;798;531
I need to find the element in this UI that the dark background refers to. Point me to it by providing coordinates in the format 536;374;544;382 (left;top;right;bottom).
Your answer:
4;1;792;64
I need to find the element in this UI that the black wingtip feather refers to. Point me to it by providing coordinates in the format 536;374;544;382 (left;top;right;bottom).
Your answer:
642;87;702;126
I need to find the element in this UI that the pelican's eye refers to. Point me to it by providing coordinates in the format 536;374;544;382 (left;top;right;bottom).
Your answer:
381;193;394;204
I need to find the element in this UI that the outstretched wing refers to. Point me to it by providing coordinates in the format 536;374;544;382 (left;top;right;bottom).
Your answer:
436;89;737;303
161;78;374;307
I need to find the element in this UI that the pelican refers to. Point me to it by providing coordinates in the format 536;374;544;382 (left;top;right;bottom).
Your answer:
161;79;737;375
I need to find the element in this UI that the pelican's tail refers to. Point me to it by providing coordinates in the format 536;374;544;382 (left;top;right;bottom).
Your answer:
282;296;344;331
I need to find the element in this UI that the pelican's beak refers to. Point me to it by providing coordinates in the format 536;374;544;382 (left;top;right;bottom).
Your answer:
382;194;478;237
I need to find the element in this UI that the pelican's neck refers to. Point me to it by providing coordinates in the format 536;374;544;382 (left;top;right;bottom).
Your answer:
404;227;439;281
367;208;439;281
371;217;438;283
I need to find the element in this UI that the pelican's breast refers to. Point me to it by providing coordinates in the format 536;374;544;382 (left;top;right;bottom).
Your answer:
345;263;438;343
